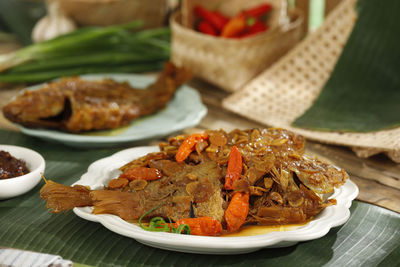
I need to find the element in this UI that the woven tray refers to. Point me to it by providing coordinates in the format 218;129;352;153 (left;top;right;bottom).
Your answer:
170;0;303;92
222;0;400;162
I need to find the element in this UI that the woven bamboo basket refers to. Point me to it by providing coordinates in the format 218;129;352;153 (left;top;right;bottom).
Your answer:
55;0;167;28
170;0;304;92
222;0;400;162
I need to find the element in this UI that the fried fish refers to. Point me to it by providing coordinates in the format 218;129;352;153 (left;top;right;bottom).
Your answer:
2;62;191;132
40;128;349;234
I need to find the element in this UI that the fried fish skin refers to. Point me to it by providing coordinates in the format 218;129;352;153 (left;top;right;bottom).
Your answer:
3;62;191;132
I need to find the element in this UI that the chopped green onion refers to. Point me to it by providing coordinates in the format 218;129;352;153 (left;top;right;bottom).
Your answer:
139;203;191;235
174;223;191;235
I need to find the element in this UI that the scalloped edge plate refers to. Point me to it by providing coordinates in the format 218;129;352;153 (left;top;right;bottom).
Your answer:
13;74;207;148
73;146;358;254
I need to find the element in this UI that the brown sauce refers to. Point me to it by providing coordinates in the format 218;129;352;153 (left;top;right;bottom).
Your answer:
0;150;30;179
221;221;310;237
132;220;310;237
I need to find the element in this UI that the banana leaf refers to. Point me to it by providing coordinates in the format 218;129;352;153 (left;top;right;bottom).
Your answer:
0;129;399;267
292;0;400;132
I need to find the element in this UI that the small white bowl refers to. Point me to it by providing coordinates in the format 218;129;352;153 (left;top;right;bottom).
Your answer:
0;145;45;200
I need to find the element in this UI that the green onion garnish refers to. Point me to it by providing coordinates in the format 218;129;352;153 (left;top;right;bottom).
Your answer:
139;203;191;235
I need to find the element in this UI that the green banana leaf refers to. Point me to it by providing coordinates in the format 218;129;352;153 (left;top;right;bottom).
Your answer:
292;0;400;132
0;129;399;266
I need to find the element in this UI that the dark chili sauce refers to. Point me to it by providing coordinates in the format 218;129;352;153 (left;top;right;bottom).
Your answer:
0;150;30;179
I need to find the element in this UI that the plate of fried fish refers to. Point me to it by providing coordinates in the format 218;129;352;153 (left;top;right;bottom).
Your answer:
40;128;358;254
2;63;207;147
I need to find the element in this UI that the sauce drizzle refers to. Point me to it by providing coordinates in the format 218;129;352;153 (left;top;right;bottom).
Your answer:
221;221;310;237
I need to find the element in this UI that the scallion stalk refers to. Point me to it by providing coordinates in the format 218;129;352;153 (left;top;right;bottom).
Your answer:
0;20;171;82
0;62;164;83
8;53;167;73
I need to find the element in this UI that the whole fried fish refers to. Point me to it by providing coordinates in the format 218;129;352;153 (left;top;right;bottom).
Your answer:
40;128;349;230
2;62;192;132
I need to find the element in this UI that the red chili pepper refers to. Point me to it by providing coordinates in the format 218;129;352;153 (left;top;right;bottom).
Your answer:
239;20;269;38
197;20;218;36
225;192;249;232
243;3;272;18
119;167;162;181
249;20;268;32
175;133;208;163
173;216;223;236
194;6;228;32
221;16;247;38
224;146;242;190
212;10;229;27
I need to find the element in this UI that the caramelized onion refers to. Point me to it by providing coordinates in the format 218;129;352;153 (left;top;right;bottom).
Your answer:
269;192;283;205
209;132;227;146
249;186;268;196
264;178;274;189
286;191;305;207
129;180;147;191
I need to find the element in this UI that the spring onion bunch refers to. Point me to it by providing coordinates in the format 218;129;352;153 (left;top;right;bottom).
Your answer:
0;21;171;83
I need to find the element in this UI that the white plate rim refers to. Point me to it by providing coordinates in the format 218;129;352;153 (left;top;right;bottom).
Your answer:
72;146;359;254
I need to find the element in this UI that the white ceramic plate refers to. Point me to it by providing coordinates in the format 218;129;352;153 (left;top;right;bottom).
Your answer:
0;145;45;199
13;74;207;148
73;146;359;254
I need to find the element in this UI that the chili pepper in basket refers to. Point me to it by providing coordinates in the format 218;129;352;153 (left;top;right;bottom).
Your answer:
194;4;271;38
243;3;272;18
224;145;243;190
197;20;218;36
119;166;163;181
173;216;223;236
221;16;247;38
220;3;272;38
225;192;249;232
194;6;229;32
175;133;208;163
213;10;230;27
239;20;269;38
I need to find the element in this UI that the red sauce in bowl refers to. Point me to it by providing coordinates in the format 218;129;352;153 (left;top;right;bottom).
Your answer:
0;150;30;179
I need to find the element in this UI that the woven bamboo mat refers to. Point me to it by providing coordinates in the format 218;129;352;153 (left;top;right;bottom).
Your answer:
222;0;400;162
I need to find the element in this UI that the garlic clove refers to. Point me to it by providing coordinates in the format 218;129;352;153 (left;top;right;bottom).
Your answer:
32;17;49;43
31;0;77;43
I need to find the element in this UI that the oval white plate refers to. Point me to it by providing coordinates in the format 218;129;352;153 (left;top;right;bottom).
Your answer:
13;74;207;148
73;146;358;254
